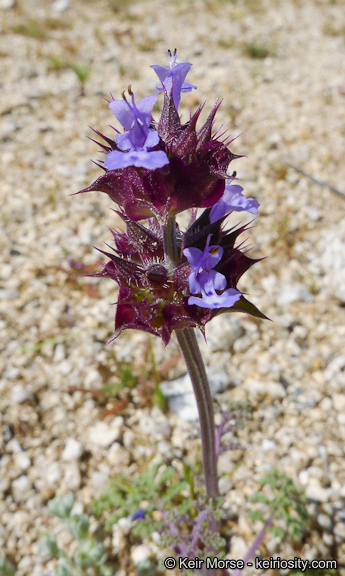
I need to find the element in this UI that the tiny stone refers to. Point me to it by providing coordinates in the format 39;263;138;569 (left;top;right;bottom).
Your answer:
0;477;10;493
12;475;31;502
52;0;69;11
218;475;232;495
10;384;30;404
322;533;334;546
108;442;130;467
306;484;331;503
61;438;83;461
63;462;81;490
14;452;31;471
278;284;314;305
90;470;110;494
45;462;62;485
88;418;123;448
6;438;22;453
0;0;16;9
261;439;276;452
317;513;332;531
131;544;151;565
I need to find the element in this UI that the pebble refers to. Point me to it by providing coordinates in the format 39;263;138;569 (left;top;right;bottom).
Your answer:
45;462;62;486
63;462;81;490
278;284;314;305
0;0;15;8
317;513;332;531
261;439;276;452
88;417;123;448
61;438;83;461
14;452;31;471
244;380;286;401
203;315;244;351
10;384;30;404
218;475;232;495
131;544;151;565
160;368;233;421
107;442;130;467
52;0;69;11
305;484;332;503
12;476;31;502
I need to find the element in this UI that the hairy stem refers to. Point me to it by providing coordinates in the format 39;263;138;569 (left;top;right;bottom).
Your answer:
176;328;219;499
164;214;219;575
163;215;178;268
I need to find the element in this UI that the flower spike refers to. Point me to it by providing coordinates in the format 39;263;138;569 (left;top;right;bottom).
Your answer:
76;52;265;344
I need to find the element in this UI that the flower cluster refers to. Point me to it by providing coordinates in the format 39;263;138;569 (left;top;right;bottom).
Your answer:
77;49;265;345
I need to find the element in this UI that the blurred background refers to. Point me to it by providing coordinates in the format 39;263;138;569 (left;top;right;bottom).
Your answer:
1;0;345;574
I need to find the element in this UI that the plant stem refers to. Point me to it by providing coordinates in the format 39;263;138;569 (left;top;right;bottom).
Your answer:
163;215;178;269
176;328;219;499
163;215;219;574
163;215;219;499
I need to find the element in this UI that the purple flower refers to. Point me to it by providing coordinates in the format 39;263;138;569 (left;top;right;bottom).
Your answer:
210;180;260;223
131;508;146;521
104;89;169;171
183;235;242;310
151;48;197;110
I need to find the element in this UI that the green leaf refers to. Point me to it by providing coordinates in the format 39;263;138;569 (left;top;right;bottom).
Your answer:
0;556;16;576
218;295;270;321
67;514;90;541
54;564;73;576
48;494;74;520
38;533;60;558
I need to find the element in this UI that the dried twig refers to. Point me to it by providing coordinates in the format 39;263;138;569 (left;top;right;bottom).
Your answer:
286;162;345;200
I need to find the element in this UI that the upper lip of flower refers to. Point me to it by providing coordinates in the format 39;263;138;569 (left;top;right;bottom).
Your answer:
183;234;243;310
151;48;197;110
103;89;169;171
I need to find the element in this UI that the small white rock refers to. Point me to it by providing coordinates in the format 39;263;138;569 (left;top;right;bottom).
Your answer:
14;452;31;471
108;443;130;467
218;476;232;495
317;513;332;531
261;439;276;452
90;470;109;494
278;284;314;305
88;417;123;448
61;438;83;462
0;0;16;9
63;463;81;490
10;384;30;404
6;438;22;453
131;544;151;565
45;462;62;485
52;0;69;11
12;475;31;502
306;484;331;503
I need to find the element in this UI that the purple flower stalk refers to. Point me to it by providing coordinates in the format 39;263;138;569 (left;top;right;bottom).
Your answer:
75;53;266;555
77;50;265;344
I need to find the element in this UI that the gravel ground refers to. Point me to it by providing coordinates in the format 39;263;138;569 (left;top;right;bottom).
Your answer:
1;0;345;574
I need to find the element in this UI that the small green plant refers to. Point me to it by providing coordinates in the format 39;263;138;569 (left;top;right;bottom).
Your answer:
39;494;112;576
245;42;270;59
69;63;91;96
248;469;309;540
92;461;187;537
0;556;16;576
11;20;46;39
